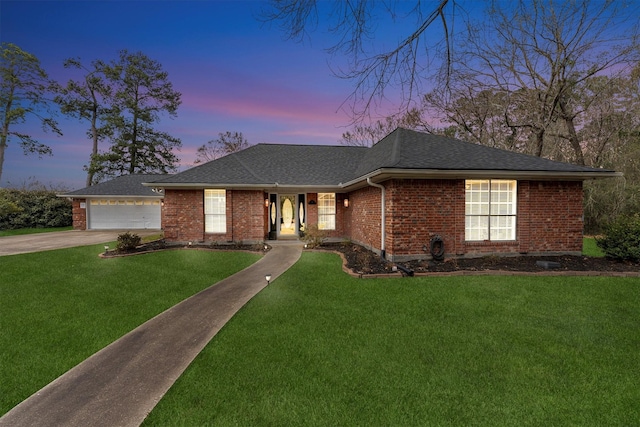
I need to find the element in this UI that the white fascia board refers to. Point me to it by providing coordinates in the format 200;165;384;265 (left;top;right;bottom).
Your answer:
340;168;622;190
57;193;163;199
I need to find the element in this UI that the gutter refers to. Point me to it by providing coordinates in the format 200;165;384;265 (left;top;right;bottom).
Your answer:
367;177;386;260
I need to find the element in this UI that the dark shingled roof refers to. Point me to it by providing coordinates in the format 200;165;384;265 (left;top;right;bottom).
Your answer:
151;144;368;186
150;128;615;188
354;128;607;175
60;174;168;197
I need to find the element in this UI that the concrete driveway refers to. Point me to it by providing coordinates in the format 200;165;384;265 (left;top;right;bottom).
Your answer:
0;230;161;256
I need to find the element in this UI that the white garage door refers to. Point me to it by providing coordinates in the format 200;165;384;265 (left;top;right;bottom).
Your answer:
88;199;161;229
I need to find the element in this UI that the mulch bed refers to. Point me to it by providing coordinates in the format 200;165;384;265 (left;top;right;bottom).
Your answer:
106;239;640;276
322;242;640;276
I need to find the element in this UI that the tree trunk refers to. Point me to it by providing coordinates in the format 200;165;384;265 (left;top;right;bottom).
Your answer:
86;92;99;187
559;98;586;166
535;128;545;157
0;95;13;184
129;113;138;175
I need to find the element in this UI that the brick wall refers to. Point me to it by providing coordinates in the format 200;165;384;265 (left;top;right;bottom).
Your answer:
344;178;584;260
224;190;266;243
346;186;384;252
305;192;348;238
163;189;266;243
161;180;584;256
71;199;87;230
523;180;584;254
162;189;204;242
385;179;465;258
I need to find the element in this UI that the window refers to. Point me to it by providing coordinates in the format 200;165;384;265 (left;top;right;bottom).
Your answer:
318;193;336;230
465;180;517;241
205;189;226;233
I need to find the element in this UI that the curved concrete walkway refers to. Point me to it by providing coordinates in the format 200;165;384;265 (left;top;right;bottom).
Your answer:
0;241;303;427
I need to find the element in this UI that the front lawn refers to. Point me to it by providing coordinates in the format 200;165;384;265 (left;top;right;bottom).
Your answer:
0;226;73;237
143;252;640;426
583;236;605;257
0;245;261;415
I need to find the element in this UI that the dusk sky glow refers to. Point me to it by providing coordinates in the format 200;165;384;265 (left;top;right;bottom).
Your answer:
1;0;413;189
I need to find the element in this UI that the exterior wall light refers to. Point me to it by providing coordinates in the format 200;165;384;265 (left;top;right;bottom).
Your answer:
264;198;269;207
265;274;272;285
343;198;349;208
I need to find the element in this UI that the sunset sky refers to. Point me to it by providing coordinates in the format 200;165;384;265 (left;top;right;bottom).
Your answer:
1;0;420;189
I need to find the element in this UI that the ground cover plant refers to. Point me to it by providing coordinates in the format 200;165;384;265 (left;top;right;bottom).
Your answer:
143;252;640;426
0;245;261;415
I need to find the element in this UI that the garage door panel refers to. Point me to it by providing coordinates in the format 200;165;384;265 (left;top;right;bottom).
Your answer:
88;200;161;229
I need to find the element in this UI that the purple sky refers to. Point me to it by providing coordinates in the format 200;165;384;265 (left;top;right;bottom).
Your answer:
2;0;411;189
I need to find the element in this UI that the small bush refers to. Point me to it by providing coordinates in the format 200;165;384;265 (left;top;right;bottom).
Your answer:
301;224;326;248
596;214;640;262
116;232;142;252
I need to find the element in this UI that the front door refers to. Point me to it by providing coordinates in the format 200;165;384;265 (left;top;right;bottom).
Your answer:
279;194;297;236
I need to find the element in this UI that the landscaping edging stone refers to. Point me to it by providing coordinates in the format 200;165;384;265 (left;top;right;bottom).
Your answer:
99;241;269;258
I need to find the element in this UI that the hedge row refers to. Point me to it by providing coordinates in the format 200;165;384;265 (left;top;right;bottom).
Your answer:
0;189;72;230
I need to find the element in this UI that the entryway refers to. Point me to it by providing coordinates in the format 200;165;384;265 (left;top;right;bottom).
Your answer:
267;193;306;240
279;194;297;236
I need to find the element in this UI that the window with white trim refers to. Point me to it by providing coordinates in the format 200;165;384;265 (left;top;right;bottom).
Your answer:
318;193;336;230
205;189;226;233
465;180;517;241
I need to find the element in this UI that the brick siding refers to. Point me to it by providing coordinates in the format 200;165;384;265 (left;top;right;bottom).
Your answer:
162;189;204;242
162;179;584;259
71;199;87;230
162;189;266;243
344;179;584;260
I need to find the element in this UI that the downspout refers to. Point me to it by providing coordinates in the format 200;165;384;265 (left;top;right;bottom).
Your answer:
367;177;386;260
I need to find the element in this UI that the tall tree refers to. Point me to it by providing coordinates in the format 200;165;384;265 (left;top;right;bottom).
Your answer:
54;58;111;186
194;131;251;164
426;0;639;165
0;42;61;183
90;51;181;182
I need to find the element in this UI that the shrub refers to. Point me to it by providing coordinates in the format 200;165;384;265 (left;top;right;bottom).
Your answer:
116;232;142;252
596;214;640;262
0;189;72;230
301;224;326;248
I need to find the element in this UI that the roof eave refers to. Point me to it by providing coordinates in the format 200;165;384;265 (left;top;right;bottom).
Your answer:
57;193;163;198
341;168;622;190
143;182;345;192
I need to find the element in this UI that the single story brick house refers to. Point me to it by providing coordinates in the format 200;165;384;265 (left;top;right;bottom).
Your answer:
141;128;619;261
60;174;166;230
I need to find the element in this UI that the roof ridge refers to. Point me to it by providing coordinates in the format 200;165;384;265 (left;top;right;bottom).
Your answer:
390;128;403;166
252;143;368;150
229;150;264;182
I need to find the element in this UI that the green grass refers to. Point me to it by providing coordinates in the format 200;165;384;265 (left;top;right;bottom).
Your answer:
0;245;261;415
143;252;640;426
583;236;605;257
0;226;73;237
